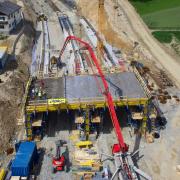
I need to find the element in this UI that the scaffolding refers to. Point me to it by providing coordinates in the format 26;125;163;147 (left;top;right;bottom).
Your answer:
24;71;151;139
25;97;149;139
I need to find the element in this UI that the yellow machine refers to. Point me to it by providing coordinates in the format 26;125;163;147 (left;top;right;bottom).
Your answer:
75;141;92;148
85;108;90;140
0;169;6;180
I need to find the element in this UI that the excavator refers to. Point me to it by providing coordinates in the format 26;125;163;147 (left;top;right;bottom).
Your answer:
58;35;151;180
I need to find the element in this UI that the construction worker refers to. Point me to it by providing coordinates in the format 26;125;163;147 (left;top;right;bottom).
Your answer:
38;89;42;99
40;80;45;89
42;90;46;100
35;87;38;97
31;88;35;99
32;88;35;95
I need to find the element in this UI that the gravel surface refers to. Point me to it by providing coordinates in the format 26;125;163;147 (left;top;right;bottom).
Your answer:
38;111;73;180
118;0;180;88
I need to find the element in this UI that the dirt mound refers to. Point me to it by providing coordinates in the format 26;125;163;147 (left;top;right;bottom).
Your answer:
76;0;132;51
0;55;30;152
0;0;36;153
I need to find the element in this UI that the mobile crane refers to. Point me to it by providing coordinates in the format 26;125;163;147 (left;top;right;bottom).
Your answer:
58;35;151;180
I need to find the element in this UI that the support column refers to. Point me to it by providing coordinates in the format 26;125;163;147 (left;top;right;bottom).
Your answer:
142;103;148;134
25;113;33;141
85;107;90;140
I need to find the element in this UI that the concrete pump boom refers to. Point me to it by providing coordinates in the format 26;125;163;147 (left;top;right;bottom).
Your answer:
58;36;153;180
59;35;128;153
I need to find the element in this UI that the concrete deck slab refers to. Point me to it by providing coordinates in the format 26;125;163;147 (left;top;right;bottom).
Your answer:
43;72;146;100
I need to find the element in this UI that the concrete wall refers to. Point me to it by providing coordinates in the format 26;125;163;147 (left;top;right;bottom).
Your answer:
0;9;22;34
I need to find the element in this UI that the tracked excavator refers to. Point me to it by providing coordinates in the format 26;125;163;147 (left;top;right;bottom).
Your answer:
58;35;151;180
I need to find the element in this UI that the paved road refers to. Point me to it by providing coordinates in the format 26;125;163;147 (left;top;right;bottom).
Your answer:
119;0;180;88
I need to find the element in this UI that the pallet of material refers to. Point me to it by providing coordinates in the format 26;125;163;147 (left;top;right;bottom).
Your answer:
73;172;95;180
69;130;80;142
72;163;102;172
75;116;84;123
132;112;143;120
32;119;42;127
91;116;100;123
74;148;100;161
34;135;42;142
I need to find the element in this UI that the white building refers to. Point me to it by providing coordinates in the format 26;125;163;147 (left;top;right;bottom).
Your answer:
0;1;22;34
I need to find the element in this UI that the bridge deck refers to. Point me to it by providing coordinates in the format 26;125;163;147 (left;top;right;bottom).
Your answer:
26;72;148;112
45;72;146;99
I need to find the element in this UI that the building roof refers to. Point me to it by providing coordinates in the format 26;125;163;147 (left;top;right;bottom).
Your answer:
0;1;21;16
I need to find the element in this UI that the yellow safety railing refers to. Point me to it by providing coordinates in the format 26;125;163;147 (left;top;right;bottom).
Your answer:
26;96;148;113
28;96;148;105
17;76;33;125
26;113;33;140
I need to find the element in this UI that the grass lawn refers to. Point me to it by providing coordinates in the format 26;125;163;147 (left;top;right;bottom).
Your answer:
130;0;180;15
130;0;180;29
152;31;180;43
143;7;180;29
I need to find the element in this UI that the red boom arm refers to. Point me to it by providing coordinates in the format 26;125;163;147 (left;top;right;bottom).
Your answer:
59;36;128;153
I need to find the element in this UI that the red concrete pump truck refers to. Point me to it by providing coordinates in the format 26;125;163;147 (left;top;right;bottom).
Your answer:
58;36;151;180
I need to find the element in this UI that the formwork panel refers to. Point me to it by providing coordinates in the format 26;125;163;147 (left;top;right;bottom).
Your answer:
43;78;65;98
35;72;147;101
65;75;102;100
107;72;146;98
65;72;147;101
27;72;148;112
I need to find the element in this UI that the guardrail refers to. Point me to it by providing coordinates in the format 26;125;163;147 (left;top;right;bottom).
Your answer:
28;96;147;106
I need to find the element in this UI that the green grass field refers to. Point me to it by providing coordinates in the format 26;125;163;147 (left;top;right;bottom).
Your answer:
143;7;180;29
130;0;180;29
152;31;180;43
130;0;180;15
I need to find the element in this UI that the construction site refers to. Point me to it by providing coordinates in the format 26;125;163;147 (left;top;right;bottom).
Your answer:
0;0;180;180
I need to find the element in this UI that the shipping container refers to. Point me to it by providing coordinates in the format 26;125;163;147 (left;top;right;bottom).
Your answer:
11;142;37;177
